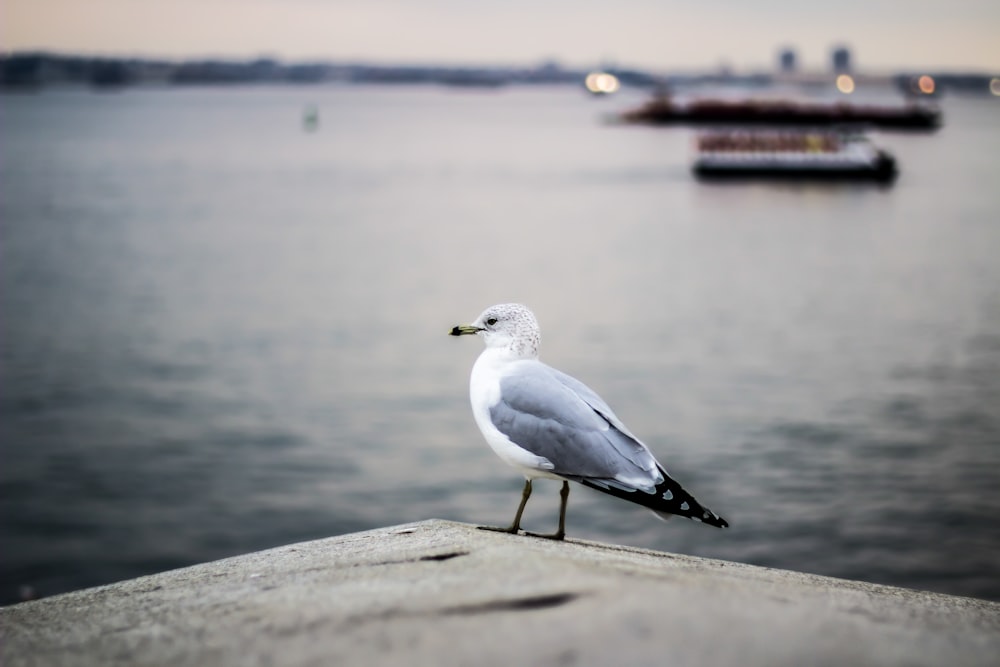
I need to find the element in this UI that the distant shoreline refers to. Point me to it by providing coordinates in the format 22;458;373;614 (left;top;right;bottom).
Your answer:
2;51;997;95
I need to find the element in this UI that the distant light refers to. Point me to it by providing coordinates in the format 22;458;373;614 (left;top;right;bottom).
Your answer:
991;77;1000;97
917;75;935;95
585;72;620;94
836;74;855;94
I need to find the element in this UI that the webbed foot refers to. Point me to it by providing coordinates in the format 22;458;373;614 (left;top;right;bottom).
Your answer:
477;525;520;534
524;529;565;541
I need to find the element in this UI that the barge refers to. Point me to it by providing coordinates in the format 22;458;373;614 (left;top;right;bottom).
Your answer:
623;95;940;131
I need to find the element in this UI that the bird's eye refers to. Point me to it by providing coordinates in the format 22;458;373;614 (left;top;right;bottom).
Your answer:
486;317;498;326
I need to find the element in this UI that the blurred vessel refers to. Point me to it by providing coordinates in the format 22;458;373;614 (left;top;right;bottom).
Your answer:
692;130;898;183
623;93;940;131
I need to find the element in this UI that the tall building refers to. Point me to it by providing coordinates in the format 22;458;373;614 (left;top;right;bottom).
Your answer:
831;45;852;73
778;48;797;73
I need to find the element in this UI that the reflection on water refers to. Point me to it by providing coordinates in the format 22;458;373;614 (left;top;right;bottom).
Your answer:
1;87;999;603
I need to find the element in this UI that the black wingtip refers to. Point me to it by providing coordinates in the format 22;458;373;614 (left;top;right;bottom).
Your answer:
681;501;729;529
580;467;729;530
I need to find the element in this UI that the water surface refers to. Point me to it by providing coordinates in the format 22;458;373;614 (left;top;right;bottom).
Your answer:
2;86;999;603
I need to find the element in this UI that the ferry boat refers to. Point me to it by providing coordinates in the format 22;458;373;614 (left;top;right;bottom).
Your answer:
692;130;898;183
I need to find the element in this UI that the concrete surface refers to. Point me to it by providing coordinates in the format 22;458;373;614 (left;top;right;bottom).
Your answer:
3;519;999;667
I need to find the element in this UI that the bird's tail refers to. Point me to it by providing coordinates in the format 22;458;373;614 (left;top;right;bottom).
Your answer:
578;465;729;528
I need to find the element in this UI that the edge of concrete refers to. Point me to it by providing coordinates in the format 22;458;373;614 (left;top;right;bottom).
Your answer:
3;519;999;667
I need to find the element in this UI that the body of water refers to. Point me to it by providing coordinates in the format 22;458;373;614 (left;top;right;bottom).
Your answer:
2;85;999;604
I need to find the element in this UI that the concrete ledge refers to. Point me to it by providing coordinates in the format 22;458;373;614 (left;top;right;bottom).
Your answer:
3;519;999;666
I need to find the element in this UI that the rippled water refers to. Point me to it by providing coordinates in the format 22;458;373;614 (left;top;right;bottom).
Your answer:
2;86;999;604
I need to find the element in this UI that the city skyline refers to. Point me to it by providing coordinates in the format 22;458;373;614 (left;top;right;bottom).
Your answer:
3;0;999;72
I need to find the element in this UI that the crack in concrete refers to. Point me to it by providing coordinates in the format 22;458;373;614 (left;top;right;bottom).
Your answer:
440;592;580;615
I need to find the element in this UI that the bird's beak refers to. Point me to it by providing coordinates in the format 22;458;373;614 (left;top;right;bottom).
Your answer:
449;324;481;336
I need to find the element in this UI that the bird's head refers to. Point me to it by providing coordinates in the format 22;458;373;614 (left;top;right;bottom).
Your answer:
450;303;540;358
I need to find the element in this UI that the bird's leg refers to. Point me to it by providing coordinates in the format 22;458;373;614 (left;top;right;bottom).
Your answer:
478;479;532;534
525;481;569;541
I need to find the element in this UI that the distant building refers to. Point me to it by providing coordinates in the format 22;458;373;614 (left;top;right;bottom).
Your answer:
831;46;852;73
778;48;797;73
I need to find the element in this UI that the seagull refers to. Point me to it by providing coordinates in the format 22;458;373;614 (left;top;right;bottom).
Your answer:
450;303;728;540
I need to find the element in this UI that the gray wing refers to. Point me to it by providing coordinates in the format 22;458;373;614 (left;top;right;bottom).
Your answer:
489;362;661;491
546;366;643;441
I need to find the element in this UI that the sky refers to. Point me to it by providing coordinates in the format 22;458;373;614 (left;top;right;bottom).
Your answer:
3;0;999;72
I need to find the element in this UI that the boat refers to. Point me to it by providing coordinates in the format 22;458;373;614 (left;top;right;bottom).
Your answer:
622;94;940;131
691;130;898;183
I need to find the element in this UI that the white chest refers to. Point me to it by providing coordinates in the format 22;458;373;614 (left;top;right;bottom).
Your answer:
468;351;557;479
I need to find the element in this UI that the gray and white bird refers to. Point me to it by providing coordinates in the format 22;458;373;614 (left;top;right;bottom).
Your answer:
450;303;728;540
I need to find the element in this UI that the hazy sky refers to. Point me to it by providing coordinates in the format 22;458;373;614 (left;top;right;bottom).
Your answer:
4;0;999;71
